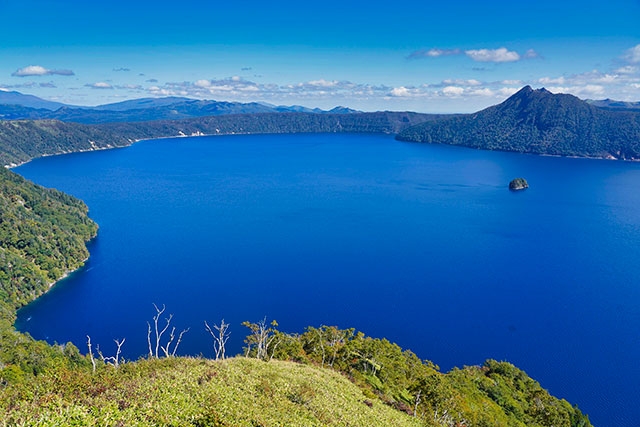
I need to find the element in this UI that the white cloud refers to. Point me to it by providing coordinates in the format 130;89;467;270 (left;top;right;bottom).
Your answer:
389;86;411;97
12;65;74;77
501;79;524;85
306;79;339;88
523;49;540;59
194;79;211;88
115;84;143;90
498;87;520;97
86;82;113;89
468;88;495;97
615;65;639;74
465;47;520;63
442;86;465;96
407;48;462;59
442;79;482;86
547;85;605;97
409;47;536;63
623;44;640;63
539;76;566;85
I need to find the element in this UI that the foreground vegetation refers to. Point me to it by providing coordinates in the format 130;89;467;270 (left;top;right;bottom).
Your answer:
0;320;591;427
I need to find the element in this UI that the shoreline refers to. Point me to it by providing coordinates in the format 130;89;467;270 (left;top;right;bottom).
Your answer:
6;129;640;171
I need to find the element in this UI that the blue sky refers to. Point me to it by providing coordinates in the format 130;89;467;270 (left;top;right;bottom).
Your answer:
1;0;639;112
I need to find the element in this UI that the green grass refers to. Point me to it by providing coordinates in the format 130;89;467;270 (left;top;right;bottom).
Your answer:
0;357;424;427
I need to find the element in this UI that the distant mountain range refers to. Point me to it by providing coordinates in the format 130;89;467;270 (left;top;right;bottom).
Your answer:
2;87;640;164
585;98;640;111
0;90;70;110
397;86;640;160
0;90;360;124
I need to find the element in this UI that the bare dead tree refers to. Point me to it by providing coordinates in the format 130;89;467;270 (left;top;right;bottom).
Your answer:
147;303;189;358
160;326;190;357
97;338;126;368
316;328;328;367
204;319;230;360
413;390;422;417
86;335;96;373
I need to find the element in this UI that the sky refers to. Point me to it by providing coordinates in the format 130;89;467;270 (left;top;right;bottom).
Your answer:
1;0;639;113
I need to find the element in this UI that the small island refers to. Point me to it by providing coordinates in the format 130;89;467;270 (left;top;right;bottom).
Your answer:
509;177;529;191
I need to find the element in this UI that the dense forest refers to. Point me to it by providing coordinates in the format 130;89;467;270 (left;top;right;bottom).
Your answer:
0;119;133;167
0;166;97;313
397;86;640;160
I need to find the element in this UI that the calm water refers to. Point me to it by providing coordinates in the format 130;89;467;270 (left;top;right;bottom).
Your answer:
14;133;640;426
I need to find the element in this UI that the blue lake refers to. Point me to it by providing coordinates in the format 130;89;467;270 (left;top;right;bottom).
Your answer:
14;133;640;426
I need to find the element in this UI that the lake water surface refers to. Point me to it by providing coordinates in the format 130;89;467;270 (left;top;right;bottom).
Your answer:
15;133;640;426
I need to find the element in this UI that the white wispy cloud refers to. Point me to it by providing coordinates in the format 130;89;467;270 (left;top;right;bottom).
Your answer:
407;48;462;59
442;86;466;96
538;76;566;85
386;80;525;101
615;65;639;74
623;44;640;63
523;49;540;59
408;47;537;63
86;82;114;89
546;85;606;97
12;65;74;77
464;47;520;63
535;64;640;101
147;77;391;101
0;81;56;89
442;79;482;86
115;84;143;90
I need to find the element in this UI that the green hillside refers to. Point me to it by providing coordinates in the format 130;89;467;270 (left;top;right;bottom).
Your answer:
0;166;97;313
397;86;640;160
0;112;441;167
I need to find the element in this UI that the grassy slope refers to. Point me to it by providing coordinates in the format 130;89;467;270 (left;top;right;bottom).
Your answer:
0;357;423;427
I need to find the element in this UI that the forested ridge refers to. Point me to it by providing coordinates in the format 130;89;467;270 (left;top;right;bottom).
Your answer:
397;86;640;160
0;111;442;167
0;166;97;313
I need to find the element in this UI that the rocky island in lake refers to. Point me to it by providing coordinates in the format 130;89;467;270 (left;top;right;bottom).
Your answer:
509;177;529;190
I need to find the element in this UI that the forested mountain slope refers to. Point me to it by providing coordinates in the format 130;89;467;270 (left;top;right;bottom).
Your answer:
0;112;441;166
397;86;640;160
0;166;97;314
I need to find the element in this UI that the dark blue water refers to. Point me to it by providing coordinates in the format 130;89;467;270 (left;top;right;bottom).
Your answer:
14;133;640;426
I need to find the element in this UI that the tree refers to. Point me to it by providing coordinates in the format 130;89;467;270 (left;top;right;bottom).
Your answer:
146;303;189;358
204;319;230;360
96;338;125;368
242;317;279;361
